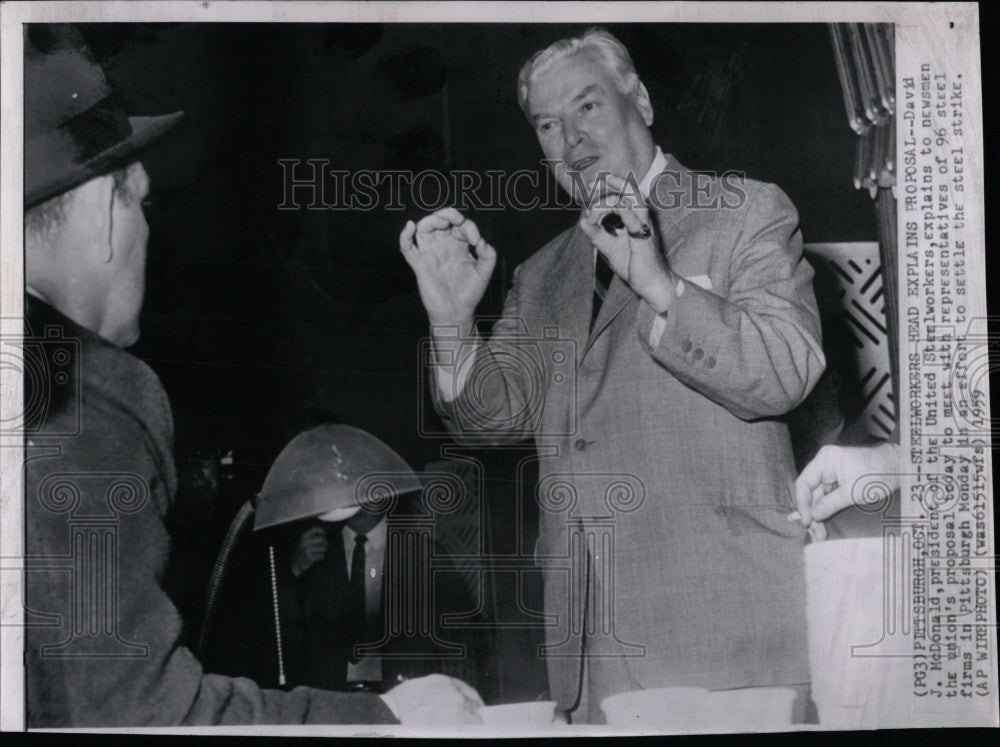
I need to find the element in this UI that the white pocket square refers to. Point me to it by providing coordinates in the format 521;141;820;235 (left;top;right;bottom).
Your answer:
684;274;713;290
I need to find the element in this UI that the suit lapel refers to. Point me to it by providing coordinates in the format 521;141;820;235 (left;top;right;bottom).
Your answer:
649;152;694;257
542;226;593;365
542;224;641;364
582;273;634;360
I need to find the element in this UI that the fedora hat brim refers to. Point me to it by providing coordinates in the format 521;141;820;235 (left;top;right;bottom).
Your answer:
25;110;183;209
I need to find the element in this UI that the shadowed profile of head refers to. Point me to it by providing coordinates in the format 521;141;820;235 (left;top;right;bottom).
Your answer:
23;24;182;348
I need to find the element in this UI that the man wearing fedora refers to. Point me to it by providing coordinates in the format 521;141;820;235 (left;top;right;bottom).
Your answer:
401;28;825;723
22;24;483;727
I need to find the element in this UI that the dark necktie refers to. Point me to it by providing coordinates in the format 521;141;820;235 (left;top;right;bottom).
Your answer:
591;252;615;330
347;533;368;662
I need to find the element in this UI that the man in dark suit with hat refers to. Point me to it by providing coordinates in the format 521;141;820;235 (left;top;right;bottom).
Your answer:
22;24;482;727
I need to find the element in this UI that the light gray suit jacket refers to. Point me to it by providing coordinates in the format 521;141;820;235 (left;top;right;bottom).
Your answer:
433;154;825;708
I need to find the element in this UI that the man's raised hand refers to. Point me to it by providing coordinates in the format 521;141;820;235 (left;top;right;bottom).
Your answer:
399;208;497;328
578;174;676;314
290;525;329;578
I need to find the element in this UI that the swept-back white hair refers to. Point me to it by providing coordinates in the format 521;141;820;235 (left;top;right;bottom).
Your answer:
516;28;642;119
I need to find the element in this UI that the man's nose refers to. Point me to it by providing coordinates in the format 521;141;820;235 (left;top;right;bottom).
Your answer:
563;120;585;150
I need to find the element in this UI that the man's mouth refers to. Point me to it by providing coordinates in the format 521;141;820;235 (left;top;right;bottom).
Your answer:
569;155;599;171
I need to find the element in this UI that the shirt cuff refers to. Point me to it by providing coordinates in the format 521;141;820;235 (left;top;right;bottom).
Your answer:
432;333;481;403
646;278;685;348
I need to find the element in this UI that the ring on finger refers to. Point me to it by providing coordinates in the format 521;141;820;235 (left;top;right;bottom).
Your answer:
627;223;652;240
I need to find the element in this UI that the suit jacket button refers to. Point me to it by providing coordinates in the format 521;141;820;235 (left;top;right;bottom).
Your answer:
681;340;692;353
574;438;588;451
706;356;716;368
693;348;704;361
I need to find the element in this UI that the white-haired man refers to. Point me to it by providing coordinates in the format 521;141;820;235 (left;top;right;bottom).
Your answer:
23;24;482;727
401;28;825;723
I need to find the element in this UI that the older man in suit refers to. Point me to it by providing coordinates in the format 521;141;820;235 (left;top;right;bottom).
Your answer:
400;28;825;723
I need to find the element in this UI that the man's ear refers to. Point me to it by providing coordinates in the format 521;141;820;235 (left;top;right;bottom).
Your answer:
633;81;654;127
75;174;116;265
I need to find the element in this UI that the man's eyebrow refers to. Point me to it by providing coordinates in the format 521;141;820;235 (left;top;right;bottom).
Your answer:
571;84;601;103
530;84;602;122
